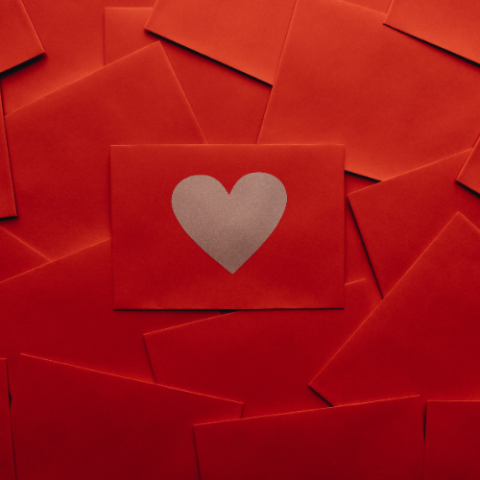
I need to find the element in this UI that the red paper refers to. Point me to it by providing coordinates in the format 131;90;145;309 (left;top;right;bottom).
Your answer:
311;214;480;407
0;91;16;219
145;279;378;417
457;137;480;196
0;0;43;74
424;401;480;480
3;43;204;261
349;150;480;296
0;240;216;393
145;0;296;84
0;0;155;114
385;0;480;67
0;360;15;480
104;7;270;144
258;0;480;180
343;0;392;13
194;396;424;480
345;173;380;300
111;145;345;309
0;228;48;282
12;355;242;480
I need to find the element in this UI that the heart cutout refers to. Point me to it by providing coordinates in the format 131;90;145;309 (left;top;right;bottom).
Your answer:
172;173;287;273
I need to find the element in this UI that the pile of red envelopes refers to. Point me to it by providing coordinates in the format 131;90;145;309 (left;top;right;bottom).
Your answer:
1;0;480;478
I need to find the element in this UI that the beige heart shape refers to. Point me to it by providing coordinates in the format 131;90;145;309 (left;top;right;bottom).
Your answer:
172;173;287;273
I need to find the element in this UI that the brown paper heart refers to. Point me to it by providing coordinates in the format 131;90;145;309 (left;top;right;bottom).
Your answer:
172;173;287;273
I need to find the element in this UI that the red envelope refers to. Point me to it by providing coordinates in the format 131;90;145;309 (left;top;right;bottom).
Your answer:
111;145;345;309
104;7;271;144
12;355;243;480
311;214;480;407
457;137;480;196
424;401;480;480
0;0;155;113
3;43;204;261
345;173;380;300
385;0;480;67
0;228;48;282
0;240;215;393
0;91;16;219
144;279;378;417
194;396;424;480
145;0;296;84
258;0;480;180
349;150;480;296
0;0;43;74
0;360;15;480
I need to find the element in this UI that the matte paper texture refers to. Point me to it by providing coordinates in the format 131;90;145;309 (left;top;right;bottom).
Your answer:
145;279;378;417
311;214;480;407
104;7;271;144
12;355;242;480
194;397;424;480
110;145;345;309
258;0;480;180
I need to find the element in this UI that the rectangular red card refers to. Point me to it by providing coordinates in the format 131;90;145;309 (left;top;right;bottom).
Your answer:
104;7;271;144
311;214;480;407
424;401;480;480
4;43;204;261
12;355;242;480
348;150;480;296
111;145;345;309
0;91;16;219
0;240;215;393
457;138;480;196
144;279;378;417
145;0;296;84
258;0;480;180
0;0;43;74
194;397;424;480
385;0;480;66
0;359;15;480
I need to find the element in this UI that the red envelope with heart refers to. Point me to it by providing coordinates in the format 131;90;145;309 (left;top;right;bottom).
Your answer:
424;401;480;480
110;145;345;309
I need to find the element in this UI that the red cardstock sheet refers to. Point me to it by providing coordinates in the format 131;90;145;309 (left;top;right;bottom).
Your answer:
423;401;480;480
104;7;271;144
349;150;480;296
258;0;480;181
0;0;155;114
345;173;380;300
457;136;480;196
145;0;297;84
0;0;43;74
385;0;480;67
0;360;15;480
0;228;48;282
0;90;16;219
3;43;204;261
12;355;243;480
111;145;345;309
144;279;378;417
194;396;424;480
311;214;480;407
0;240;216;394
